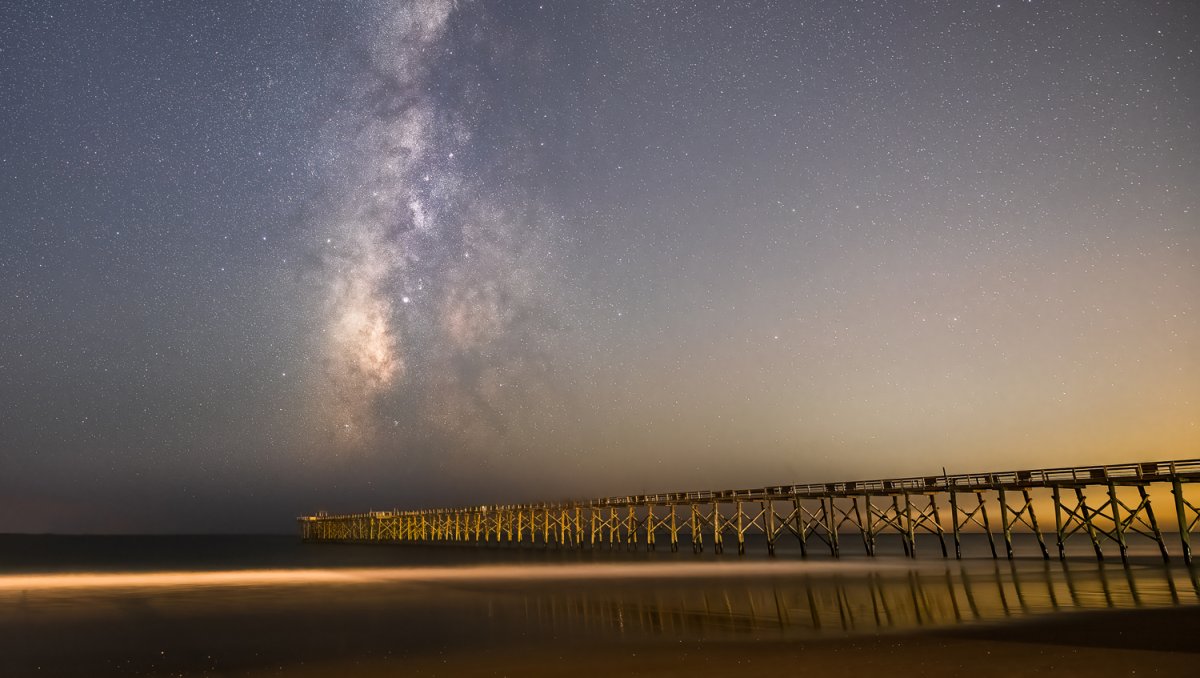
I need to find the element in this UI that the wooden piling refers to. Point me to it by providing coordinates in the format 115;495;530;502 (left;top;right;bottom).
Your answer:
1023;489;1050;560
1172;476;1192;564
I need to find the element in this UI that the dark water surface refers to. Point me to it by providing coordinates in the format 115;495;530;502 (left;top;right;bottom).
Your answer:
1;534;1197;676
1;529;1184;572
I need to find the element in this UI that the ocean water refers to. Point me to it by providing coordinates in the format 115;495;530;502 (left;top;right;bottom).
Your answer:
0;527;1183;572
1;533;1196;676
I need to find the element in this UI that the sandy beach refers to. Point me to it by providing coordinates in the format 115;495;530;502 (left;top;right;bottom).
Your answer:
8;602;1198;676
269;608;1200;678
2;548;1196;676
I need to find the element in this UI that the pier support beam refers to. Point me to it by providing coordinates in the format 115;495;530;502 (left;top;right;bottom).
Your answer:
1173;477;1196;564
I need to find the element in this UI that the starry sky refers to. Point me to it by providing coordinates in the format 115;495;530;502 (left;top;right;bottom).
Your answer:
2;0;1197;533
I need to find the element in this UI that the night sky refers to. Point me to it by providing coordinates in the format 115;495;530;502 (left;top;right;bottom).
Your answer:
2;1;1197;533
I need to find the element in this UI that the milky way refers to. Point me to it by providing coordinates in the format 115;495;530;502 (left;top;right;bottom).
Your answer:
310;0;567;453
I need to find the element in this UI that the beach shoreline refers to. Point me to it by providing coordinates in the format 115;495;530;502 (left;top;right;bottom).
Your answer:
2;552;1196;676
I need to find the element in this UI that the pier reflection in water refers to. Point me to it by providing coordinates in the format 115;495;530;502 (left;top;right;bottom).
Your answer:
511;562;1200;639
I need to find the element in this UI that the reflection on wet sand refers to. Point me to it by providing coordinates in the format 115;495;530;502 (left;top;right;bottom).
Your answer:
1;559;1197;676
2;561;1197;640
512;563;1200;639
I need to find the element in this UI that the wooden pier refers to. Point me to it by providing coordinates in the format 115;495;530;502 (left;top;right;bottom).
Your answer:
299;458;1200;563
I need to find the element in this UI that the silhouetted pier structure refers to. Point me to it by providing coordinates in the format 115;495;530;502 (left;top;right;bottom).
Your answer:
299;458;1200;563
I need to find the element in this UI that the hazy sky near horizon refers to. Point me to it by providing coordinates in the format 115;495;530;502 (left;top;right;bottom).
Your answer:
2;0;1197;532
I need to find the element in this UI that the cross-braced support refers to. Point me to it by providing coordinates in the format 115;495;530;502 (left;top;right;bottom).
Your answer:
997;487;1049;560
782;498;838;556
1053;486;1104;560
902;492;949;558
864;495;910;557
1052;483;1168;563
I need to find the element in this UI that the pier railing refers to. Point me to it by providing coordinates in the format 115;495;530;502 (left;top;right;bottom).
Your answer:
299;457;1200;564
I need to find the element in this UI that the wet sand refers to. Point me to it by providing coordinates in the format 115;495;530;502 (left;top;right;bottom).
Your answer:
8;605;1198;676
2;557;1196;676
270;608;1200;678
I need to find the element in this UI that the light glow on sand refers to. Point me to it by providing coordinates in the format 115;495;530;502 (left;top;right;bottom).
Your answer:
0;560;902;591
